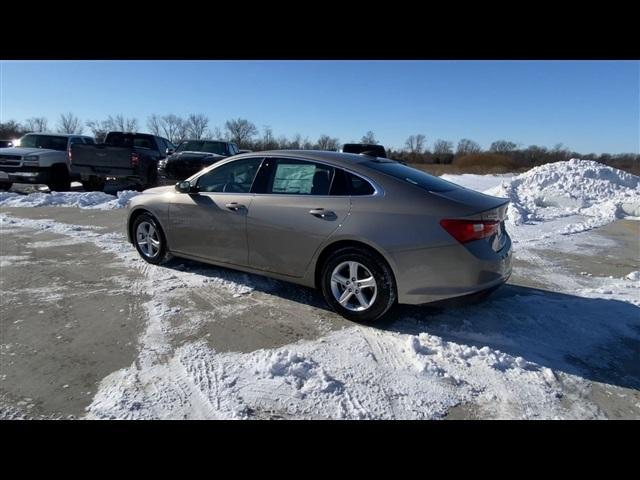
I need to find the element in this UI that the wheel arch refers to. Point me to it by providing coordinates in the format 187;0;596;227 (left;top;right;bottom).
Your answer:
127;206;169;247
312;238;398;290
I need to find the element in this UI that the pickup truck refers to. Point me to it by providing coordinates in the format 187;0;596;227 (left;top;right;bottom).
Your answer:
157;139;240;183
0;133;95;191
70;131;175;191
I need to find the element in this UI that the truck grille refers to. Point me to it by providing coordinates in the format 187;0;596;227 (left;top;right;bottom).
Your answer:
0;155;21;166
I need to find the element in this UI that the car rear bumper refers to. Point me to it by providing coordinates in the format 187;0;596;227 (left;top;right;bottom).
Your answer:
72;165;137;180
391;235;513;305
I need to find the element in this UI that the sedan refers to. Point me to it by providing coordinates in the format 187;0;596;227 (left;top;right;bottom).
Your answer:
126;150;512;322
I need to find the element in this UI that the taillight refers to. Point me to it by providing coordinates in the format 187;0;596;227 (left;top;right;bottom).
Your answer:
131;152;140;167
68;148;72;164
440;219;500;244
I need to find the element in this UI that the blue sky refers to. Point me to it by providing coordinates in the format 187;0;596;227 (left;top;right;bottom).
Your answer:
1;60;638;153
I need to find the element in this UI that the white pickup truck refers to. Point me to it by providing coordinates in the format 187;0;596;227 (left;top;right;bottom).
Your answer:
0;133;95;191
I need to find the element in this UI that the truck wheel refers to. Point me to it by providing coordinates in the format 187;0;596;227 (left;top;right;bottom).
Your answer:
0;182;12;191
47;165;71;192
82;177;105;192
143;165;158;190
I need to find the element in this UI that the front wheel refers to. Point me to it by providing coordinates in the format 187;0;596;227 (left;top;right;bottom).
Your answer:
321;247;397;323
131;213;169;265
47;165;71;192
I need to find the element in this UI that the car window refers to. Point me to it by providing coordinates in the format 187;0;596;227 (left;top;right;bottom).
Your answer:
363;160;458;192
330;169;376;196
17;135;69;151
69;137;83;145
267;159;334;195
196;158;263;193
83;137;96;145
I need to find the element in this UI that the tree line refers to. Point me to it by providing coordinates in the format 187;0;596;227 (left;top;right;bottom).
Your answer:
0;114;637;172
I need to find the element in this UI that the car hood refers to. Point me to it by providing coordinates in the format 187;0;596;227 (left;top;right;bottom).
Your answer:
0;147;58;156
142;185;176;194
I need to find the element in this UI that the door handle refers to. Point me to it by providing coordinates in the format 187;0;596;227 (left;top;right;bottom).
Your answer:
226;202;246;211
309;208;335;218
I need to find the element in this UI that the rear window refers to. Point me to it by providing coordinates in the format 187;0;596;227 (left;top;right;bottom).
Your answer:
363;160;458;192
330;169;375;195
106;133;156;150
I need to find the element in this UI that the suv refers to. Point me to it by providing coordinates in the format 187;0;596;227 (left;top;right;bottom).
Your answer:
340;143;388;158
158;139;240;183
0;133;95;191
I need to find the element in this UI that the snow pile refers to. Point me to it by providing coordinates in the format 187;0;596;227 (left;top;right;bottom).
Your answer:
0;190;139;209
486;159;640;234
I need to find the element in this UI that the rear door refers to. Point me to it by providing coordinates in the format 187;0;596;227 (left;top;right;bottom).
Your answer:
167;157;264;266
246;157;351;277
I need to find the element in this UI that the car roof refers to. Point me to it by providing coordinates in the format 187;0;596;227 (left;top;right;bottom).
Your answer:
23;132;93;138
232;149;389;170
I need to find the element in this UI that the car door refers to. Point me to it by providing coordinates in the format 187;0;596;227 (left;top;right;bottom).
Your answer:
246;157;351;277
167;157;264;266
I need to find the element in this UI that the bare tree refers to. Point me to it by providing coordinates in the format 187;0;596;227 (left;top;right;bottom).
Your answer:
277;135;289;149
260;125;278;150
85;120;109;142
316;134;340;151
0;120;26;139
160;114;186;143
433;139;454;154
224;118;258;148
109;114;138;133
361;131;377;144
490;140;518;153
147;114;162;136
185;114;209;140
405;135;416;153
456;138;482;155
24;117;48;133
57;112;83;134
289;133;302;149
210;126;223;140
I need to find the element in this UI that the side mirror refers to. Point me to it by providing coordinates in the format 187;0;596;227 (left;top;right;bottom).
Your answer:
175;180;193;193
166;148;175;156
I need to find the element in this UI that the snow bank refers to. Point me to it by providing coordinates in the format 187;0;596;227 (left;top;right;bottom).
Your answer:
0;190;139;210
486;159;640;235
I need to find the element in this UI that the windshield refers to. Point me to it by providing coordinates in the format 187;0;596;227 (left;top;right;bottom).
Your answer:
17;135;69;151
176;141;228;155
363;160;459;192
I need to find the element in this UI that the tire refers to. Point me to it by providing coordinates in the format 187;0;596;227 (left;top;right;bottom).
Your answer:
131;212;169;265
81;177;105;192
320;247;397;323
47;165;71;192
0;182;12;191
142;165;158;190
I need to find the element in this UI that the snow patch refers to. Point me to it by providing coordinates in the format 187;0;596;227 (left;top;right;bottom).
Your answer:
486;159;640;235
0;190;139;209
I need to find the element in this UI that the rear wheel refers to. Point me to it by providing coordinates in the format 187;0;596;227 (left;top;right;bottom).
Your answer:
47;165;71;192
142;165;158;190
321;247;397;323
131;213;169;265
0;182;12;191
81;176;105;192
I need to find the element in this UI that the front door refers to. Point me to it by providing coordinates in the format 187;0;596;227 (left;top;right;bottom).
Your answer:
167;157;263;266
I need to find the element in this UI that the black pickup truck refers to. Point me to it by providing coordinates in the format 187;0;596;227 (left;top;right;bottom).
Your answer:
158;139;240;183
70;132;175;191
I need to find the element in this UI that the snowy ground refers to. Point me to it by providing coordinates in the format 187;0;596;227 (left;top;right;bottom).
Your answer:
1;160;639;419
